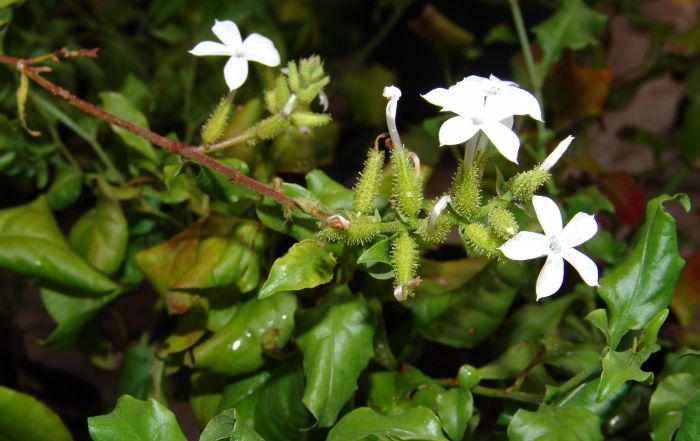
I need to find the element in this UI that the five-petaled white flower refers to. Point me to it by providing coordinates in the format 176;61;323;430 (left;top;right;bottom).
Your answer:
189;20;281;91
499;195;599;300
422;75;542;163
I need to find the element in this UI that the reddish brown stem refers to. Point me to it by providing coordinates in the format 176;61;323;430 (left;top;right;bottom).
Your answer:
0;52;325;216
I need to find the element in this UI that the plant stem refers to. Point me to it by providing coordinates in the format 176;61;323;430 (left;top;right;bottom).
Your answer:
508;0;547;157
548;363;602;402
195;127;257;153
0;52;325;216
472;385;543;404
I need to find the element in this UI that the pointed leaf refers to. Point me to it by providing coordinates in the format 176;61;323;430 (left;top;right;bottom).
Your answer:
0;196;119;293
296;286;375;427
649;373;699;441
597;348;655;402
0;385;73;441
678;392;700;441
599;195;687;348
99;92;158;161
327;407;447;441
88;395;187;441
258;239;336;298
508;405;603;441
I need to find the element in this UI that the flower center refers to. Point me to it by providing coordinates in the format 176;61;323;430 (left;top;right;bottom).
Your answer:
471;116;483;126
549;236;565;254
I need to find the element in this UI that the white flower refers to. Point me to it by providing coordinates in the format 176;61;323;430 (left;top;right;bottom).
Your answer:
422;75;543;163
422;85;521;163
499;195;599;300
189;20;281;91
456;75;542;122
540;136;574;171
383;85;403;151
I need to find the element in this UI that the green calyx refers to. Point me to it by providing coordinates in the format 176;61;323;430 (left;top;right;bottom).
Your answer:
346;216;380;245
450;162;481;219
201;92;234;145
256;114;289;140
487;205;518;239
505;168;550;202
290;111;332;128
460;222;502;258
391;149;423;220
391;232;419;297
353;148;385;214
416;199;455;244
287;56;330;105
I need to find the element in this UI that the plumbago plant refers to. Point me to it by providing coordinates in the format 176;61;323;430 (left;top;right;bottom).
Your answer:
0;3;698;441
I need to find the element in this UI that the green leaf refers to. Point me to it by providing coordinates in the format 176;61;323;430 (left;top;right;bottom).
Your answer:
597;348;655;402
253;366;314;441
256;183;320;241
0;196;119;293
532;0;607;86
497;295;576;349
678;392;700;441
99;91;158;162
88;395;187;441
556;379;628;420
116;346;156;401
40;287;121;349
200;408;264;441
46;165;82;211
368;365;444;413
436;388;473;441
193;293;297;375
69;194;128;276
507;405;603;441
411;261;523;348
305;169;353;211
218;371;271;414
0;385;73;441
296;285;376;427
327;407;448;441
478;341;538;380
599;195;687;348
357;237;393;280
258;239;337;298
0;0;24;9
649;373;699;441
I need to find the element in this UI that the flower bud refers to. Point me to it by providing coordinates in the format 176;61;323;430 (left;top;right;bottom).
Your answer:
460;222;501;258
417;196;454;244
450;162;481;219
505;168;550;202
290;111;332;128
256;114;289;140
353;148;385;214
488;205;518;239
297;77;330;104
201;92;234;145
287;60;300;93
457;364;481;389
391;233;419;299
346;216;381;245
391;149;423;220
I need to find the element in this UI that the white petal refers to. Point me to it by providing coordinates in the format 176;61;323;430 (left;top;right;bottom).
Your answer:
438;116;478;146
480;120;520;163
562;248;599;287
189;41;233;57
242;33;281;66
383;85;402;100
212;20;242;48
508;87;543;121
421;87;452;109
500;115;514;129
499;231;550;260
540;135;573;171
223;56;249;91
532;195;563;236
560;212;597;248
536;255;564;300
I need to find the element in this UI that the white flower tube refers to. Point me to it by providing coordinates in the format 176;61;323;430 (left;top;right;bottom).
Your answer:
383;85;403;151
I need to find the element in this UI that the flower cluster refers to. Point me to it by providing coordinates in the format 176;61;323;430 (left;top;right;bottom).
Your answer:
189;20;599;301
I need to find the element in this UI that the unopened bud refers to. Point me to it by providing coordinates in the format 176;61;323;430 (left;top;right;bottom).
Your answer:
287;60;300;93
256;114;289;140
290;111;332;127
391;149;424;220
450;162;481;219
539;136;573;171
488;205;518;239
391;233;420;300
505;168;550;202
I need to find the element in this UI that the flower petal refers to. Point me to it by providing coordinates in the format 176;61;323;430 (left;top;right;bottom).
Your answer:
438;116;478;146
499;231;549;260
532;195;563;236
536;255;564;300
480;120;520;163
223;56;249;91
507;87;543;121
562;248;599;287
189;41;233;57
242;33;281;66
560;212;597;248
212;20;242;48
421;87;452;109
540;135;573;171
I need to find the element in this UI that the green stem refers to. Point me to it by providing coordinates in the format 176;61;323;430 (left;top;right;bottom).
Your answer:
508;0;547;157
354;0;414;65
472;385;543;404
548;363;602;403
